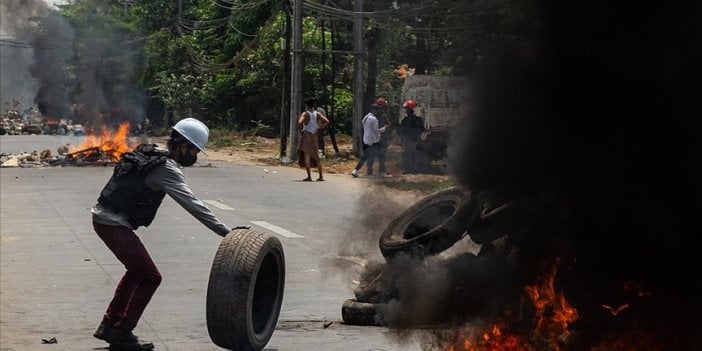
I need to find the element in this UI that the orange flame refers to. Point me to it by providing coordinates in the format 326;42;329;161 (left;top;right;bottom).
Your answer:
71;121;134;160
443;259;578;351
523;258;578;350
602;303;629;316
446;324;530;351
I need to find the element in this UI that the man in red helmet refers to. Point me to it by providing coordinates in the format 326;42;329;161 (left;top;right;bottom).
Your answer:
398;99;425;173
374;97;393;177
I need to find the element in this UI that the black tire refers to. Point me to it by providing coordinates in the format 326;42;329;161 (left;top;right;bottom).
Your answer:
354;266;393;303
379;186;479;259
341;299;387;326
206;229;286;351
468;200;516;245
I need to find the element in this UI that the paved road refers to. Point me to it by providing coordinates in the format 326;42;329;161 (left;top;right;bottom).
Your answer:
0;135;425;351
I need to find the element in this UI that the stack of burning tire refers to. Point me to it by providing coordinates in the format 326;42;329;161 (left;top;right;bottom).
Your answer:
341;186;482;326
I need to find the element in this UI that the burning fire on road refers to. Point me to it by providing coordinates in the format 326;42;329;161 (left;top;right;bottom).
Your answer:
342;1;700;350
0;121;136;167
438;259;578;351
60;121;134;165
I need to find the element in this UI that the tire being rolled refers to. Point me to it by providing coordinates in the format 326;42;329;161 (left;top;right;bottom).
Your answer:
206;229;285;351
379;186;479;259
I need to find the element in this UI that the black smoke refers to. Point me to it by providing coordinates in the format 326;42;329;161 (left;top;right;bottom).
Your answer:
443;0;701;348
30;9;74;119
0;0;49;110
3;1;147;126
348;1;701;349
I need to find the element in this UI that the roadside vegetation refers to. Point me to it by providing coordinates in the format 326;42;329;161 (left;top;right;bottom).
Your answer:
5;0;537;193
17;0;534;136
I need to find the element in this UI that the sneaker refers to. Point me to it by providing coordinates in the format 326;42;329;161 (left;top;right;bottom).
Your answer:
351;169;359;178
378;172;392;178
93;323;112;342
109;330;154;350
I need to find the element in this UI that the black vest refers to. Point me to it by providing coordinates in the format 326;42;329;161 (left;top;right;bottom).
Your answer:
97;144;169;228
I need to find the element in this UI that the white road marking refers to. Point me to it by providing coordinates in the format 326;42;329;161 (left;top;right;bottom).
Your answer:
337;256;368;267
203;200;235;211
251;221;305;238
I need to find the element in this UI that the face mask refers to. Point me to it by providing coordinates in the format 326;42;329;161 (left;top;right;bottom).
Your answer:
178;145;198;167
179;152;197;167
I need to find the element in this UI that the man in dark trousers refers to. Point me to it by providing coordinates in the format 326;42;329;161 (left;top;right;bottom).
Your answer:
374;97;393;177
313;100;328;157
351;103;387;177
398;99;425;173
91;118;236;350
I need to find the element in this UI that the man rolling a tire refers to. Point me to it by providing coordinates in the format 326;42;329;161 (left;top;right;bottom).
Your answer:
90;118;236;350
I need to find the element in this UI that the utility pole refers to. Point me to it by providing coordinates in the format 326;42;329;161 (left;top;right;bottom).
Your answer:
118;0;129;15
178;0;183;21
165;0;184;130
287;0;303;161
352;0;363;155
279;0;292;158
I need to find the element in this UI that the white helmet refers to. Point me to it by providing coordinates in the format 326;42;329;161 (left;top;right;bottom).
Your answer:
172;118;209;153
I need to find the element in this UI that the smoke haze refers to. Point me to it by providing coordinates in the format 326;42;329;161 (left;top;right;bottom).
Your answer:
0;0;49;110
1;0;146;125
30;9;73;119
344;1;701;349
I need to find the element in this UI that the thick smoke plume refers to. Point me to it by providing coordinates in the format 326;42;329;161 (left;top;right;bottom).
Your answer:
347;1;701;350
30;9;74;119
448;0;700;348
0;0;49;110
337;188;420;259
449;0;701;308
2;1;146;126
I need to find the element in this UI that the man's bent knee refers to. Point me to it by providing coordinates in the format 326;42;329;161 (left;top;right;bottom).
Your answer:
141;272;162;288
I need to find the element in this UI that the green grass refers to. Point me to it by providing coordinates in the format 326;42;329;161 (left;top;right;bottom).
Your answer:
209;128;256;149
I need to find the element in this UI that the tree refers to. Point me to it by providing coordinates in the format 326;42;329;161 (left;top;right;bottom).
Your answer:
60;0;145;125
47;0;531;136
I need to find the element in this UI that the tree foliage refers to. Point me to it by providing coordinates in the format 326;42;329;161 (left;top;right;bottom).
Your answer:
43;0;533;135
52;0;144;124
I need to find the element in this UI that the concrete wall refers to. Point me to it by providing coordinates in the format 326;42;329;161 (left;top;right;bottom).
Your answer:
400;75;469;130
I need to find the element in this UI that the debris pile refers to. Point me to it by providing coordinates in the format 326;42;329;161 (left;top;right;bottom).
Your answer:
0;144;118;168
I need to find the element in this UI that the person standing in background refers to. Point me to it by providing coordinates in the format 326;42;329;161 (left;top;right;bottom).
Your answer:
314;100;328;158
351;103;386;177
398;99;425;174
297;98;330;181
374;97;393;178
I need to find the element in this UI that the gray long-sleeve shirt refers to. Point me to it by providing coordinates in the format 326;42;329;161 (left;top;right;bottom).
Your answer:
91;158;231;236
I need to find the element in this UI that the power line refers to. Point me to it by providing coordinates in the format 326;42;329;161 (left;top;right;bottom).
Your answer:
0;38;70;49
213;0;271;11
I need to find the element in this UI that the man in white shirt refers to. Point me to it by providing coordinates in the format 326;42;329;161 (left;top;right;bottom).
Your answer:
352;104;386;177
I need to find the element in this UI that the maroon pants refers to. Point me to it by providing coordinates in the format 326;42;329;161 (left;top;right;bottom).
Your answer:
93;221;162;332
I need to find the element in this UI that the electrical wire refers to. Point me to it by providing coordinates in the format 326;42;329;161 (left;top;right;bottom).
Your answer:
177;2;279;73
214;0;271;11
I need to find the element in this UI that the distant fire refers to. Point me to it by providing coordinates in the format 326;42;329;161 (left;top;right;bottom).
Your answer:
69;121;134;162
